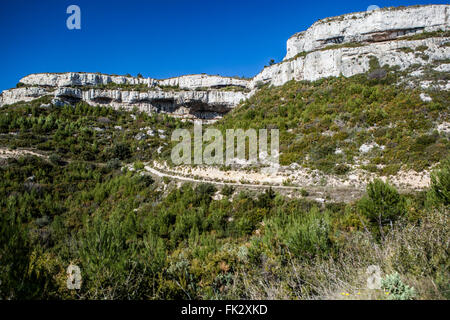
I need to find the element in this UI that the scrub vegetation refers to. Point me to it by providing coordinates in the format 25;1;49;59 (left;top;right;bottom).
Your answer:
0;66;448;300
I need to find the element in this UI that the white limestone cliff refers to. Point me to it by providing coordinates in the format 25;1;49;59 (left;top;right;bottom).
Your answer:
284;4;449;60
1;4;449;118
0;87;52;105
157;74;250;90
0;86;247;120
55;87;247;110
19;72;251;90
251;37;449;88
19;72;152;87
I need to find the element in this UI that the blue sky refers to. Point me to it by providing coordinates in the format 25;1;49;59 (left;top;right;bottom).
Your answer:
0;0;446;91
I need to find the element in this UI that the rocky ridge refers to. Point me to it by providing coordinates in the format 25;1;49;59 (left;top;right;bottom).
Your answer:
284;4;448;59
1;4;449;119
253;37;449;87
1;74;251;120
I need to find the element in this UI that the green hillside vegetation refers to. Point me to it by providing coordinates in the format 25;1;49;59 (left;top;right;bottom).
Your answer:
0;97;184;164
0;146;448;299
0;68;448;300
215;72;449;175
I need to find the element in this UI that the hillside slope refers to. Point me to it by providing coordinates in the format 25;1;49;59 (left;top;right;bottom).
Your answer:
0;4;449;301
217;72;449;175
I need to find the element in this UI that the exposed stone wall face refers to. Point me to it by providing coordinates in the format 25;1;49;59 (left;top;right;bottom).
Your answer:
251;37;449;88
285;5;449;60
19;73;152;87
1;5;449;118
19;73;250;90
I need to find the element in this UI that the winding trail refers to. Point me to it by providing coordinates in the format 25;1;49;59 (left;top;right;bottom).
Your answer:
143;164;365;202
144;165;303;190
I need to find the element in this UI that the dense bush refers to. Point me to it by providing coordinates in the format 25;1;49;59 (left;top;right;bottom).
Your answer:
112;142;132;160
357;179;406;239
0;101;187;164
78;211;166;299
427;157;450;207
381;272;416;300
259;207;332;259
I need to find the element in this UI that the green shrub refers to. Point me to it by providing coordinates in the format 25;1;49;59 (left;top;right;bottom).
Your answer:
397;47;414;54
194;183;216;205
112;143;131;160
137;174;154;187
357;179;406;239
134;161;145;170
334;164;350;175
381;272;416;300
368;56;380;71
262;207;332;259
78;210;166;299
106;158;122;170
416;45;428;52
256;188;276;209
49;153;62;165
81;150;95;161
221;185;235;197
300;188;309;197
427;157;449;207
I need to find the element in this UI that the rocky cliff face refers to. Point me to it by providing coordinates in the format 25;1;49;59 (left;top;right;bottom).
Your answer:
0;85;248;120
1;4;449;119
1;73;252;120
157;74;250;90
18;72;152;87
251;37;449;88
251;4;449;89
3;72;252;120
19;72;250;90
54;87;248;119
284;4;449;60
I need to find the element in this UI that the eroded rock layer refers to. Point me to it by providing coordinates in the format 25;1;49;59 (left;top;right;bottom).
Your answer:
1;4;449;119
284;5;449;59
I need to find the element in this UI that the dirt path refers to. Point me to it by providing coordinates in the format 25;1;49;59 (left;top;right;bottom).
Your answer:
0;146;422;203
144;165;301;190
142;164;365;202
0;147;47;159
141;159;431;201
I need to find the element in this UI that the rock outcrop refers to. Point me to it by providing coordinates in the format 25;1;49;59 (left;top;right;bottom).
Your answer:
2;73;252;120
54;87;248;119
0;87;52;105
19;72;251;90
0;85;247;120
284;5;449;60
19;72;152;87
1;4;449;119
251;37;449;87
157;74;250;90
